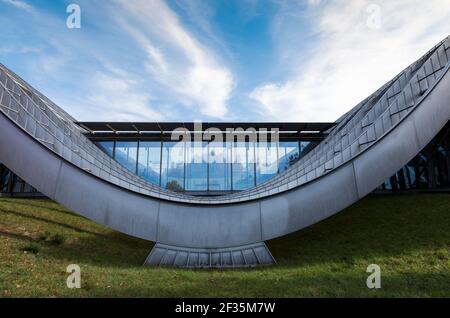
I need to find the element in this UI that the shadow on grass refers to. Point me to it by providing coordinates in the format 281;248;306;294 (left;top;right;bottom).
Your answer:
0;198;83;218
41;234;153;268
267;193;450;269
0;207;105;237
2;194;450;271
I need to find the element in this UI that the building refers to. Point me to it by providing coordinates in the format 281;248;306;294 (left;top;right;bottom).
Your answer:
1;36;449;268
1;122;331;196
2;120;449;197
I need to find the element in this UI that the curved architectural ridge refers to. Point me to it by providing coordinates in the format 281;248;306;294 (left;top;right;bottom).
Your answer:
1;36;450;268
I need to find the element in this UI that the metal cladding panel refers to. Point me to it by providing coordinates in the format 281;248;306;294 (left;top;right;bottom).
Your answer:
157;201;262;248
411;67;450;149
0;113;61;198
260;163;359;241
354;65;450;198
54;162;159;242
353;117;420;198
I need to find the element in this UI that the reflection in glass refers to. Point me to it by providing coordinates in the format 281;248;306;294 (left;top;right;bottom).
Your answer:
233;142;255;190
114;141;138;173
185;141;208;191
209;141;232;191
256;142;278;185
138;141;162;186
278;141;300;173
97;141;114;157
0;164;11;192
161;141;185;190
89;137;325;194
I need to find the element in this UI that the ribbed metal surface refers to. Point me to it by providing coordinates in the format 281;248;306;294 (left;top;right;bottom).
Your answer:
145;242;275;268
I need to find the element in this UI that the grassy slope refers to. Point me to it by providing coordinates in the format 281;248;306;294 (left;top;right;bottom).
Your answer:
0;194;449;297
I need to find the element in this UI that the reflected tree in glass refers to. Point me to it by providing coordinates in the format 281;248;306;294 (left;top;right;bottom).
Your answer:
161;141;185;190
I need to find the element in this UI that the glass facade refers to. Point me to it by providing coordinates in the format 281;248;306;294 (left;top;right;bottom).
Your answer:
91;122;450;194
97;141;114;157
0;164;38;196
233;142;256;190
4;121;449;197
208;141;232;191
278;141;301;173
161;141;185;191
114;141;138;173
185;142;208;191
256;142;278;185
137;141;162;186
89;139;315;193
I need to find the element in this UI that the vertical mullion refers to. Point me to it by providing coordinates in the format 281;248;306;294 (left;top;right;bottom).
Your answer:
159;140;163;187
207;141;210;193
276;140;280;174
230;141;234;192
183;141;187;191
253;140;257;187
135;140;140;175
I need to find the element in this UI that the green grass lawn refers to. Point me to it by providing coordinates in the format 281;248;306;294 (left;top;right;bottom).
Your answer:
0;193;449;297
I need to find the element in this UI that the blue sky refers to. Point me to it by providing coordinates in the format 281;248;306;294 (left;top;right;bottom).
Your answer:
1;0;449;122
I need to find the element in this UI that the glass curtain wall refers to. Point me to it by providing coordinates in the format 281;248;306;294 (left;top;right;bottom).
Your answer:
185;141;208;191
92;139;313;193
115;141;138;173
256;142;278;185
161;141;185;191
138;141;162;186
233;142;256;190
208;141;232;191
0;164;11;193
278;141;300;173
97;141;114;157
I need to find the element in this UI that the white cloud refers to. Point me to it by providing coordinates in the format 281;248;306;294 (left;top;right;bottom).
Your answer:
86;70;163;122
112;0;235;118
2;0;33;12
250;0;450;122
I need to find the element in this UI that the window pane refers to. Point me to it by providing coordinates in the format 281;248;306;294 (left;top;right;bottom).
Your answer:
12;176;24;193
185;141;208;191
209;141;232;191
0;164;11;192
114;141;138;173
300;141;319;158
278;141;299;173
256;142;278;185
138;141;161;186
161;141;185;191
232;142;255;190
96;141;114;157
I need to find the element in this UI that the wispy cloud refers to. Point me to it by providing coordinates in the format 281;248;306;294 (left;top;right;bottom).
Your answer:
2;0;449;123
112;0;235;118
87;69;163;122
1;0;33;12
249;0;450;122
